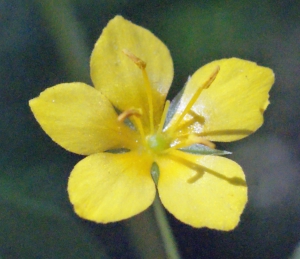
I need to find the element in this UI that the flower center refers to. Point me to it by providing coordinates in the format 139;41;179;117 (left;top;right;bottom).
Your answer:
118;49;218;154
147;134;170;153
118;49;174;154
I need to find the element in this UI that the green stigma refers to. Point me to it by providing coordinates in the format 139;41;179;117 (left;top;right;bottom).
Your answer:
147;134;170;153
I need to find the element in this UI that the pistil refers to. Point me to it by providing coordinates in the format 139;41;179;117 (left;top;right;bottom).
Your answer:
146;100;171;154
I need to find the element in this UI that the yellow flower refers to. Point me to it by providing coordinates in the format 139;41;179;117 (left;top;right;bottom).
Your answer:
29;16;274;230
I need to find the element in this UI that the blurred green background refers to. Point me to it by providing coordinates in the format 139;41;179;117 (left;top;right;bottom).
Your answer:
1;0;300;258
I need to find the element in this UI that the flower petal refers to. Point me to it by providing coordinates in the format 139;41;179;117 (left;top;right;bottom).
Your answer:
68;151;156;223
167;58;274;141
29;83;137;155
90;16;174;125
157;151;247;230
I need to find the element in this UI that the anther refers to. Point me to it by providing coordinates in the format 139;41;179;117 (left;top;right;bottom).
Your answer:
122;49;146;69
118;108;145;141
202;65;220;89
167;134;215;152
118;108;142;122
188;134;216;149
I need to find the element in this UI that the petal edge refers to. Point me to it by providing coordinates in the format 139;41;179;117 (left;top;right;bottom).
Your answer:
68;152;156;223
167;58;274;142
157;151;247;230
90;16;174;126
29;83;137;155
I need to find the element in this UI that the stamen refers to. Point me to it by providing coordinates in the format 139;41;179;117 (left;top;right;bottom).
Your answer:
166;134;215;153
169;66;220;133
118;108;145;141
122;49;154;134
132;116;146;142
141;69;154;134
117;108;142;122
157;100;170;134
187;134;216;149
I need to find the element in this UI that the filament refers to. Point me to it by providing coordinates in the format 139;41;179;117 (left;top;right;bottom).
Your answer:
157;100;170;134
123;49;154;134
169;66;220;133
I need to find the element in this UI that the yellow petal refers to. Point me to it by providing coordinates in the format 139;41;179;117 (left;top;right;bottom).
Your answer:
168;58;274;141
68;151;156;223
29;83;137;155
90;16;174;126
157;151;247;230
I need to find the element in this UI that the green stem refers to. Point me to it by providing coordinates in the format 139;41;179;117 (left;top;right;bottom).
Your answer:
153;195;182;259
